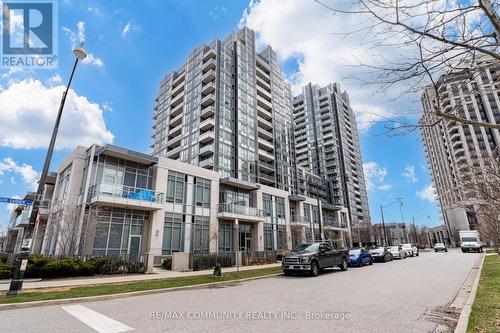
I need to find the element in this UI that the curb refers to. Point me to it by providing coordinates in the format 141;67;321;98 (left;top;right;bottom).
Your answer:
453;254;485;333
0;273;282;311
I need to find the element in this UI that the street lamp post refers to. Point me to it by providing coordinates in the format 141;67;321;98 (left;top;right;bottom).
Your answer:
380;198;403;247
7;44;87;296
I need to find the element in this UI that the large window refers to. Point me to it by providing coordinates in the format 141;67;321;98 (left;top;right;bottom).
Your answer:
167;171;185;204
218;221;234;252
276;197;285;218
192;216;210;253
92;208;147;256
263;194;273;217
162;213;184;255
276;225;285;250
194;178;211;208
264;224;273;250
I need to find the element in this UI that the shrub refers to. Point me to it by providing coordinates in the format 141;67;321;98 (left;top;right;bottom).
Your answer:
86;257;111;274
39;258;94;278
162;257;172;270
0;263;15;279
24;255;51;278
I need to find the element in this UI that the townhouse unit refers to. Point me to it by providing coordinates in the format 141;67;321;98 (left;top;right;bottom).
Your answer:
420;57;500;243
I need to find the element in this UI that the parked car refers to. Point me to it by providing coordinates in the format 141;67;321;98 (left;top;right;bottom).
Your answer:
369;246;393;262
434;243;448;252
348;248;373;267
401;243;419;257
282;242;349;276
387;245;406;259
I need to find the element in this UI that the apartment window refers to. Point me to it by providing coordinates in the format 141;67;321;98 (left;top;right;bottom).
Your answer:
264;224;273;250
276;225;285;250
263;194;273;217
276;197;285;218
167;171;185;203
192;216;210;253
162;213;184;255
218;221;234;252
194;177;211;207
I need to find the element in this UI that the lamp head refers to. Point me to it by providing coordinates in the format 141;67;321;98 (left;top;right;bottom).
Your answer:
73;43;87;60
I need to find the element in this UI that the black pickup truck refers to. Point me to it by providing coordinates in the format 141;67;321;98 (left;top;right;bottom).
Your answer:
282;241;349;276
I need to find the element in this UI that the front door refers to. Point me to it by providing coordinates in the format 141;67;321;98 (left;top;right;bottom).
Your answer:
128;235;141;260
239;224;252;252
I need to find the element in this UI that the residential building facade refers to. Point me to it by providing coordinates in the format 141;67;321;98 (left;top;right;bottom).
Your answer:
292;83;371;231
420;57;500;244
30;144;350;271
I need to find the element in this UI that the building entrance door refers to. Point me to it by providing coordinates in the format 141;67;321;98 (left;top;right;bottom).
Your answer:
239;223;252;252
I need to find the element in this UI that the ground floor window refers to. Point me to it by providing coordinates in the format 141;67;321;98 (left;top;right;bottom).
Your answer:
92;208;147;256
192;216;210;253
218;221;234;252
276;225;285;250
162;213;184;255
264;224;273;250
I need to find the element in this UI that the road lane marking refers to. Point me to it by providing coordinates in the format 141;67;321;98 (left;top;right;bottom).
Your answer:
61;304;134;333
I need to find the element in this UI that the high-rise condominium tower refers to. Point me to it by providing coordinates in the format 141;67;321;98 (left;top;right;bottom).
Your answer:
292;83;371;227
152;27;294;191
421;57;500;241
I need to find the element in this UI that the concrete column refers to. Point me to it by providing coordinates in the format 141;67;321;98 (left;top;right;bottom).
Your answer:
233;219;239;251
256;221;264;251
284;197;292;250
209;174;219;253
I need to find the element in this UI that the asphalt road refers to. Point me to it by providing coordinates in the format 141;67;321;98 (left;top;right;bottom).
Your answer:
2;249;481;333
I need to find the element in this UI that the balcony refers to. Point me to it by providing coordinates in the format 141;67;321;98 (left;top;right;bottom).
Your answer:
257;105;272;121
199;130;215;143
202;69;216;84
168;123;182;138
202;81;216;95
201;93;215;107
166;145;182;159
199;143;215;156
38;199;51;218
257;115;273;130
257;95;272;111
258;172;275;184
257;127;273;140
88;184;164;211
201;106;215;119
258;137;274;151
199;117;215;131
203;49;216;62
199;156;214;168
258;148;275;162
171;82;184;97
290;215;308;225
170;102;184;118
170;93;184;108
258;160;275;172
169;112;183;127
202;58;216;72
217;203;265;222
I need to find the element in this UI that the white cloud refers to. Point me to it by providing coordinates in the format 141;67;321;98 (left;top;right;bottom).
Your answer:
363;162;391;191
63;22;104;67
402;165;418;183
0;79;114;149
417;184;437;203
47;73;62;86
240;0;421;131
0;158;38;190
122;22;132;37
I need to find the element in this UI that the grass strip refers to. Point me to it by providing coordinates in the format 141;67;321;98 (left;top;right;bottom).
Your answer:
467;255;500;333
0;266;282;304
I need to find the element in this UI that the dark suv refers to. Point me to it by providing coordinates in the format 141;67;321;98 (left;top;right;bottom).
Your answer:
282;241;349;276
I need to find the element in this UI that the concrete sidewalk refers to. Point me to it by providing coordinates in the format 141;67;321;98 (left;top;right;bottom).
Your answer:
0;263;281;292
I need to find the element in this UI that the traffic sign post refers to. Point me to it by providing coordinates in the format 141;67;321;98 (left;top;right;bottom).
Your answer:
0;197;33;206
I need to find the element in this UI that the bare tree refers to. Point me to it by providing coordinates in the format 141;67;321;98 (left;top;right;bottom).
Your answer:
51;205;99;256
0;230;7;252
458;148;500;253
315;0;500;131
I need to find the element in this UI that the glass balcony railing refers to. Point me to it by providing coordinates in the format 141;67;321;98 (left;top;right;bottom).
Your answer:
89;184;165;204
218;203;265;218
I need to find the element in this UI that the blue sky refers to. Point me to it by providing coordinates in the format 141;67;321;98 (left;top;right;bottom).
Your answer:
0;0;442;231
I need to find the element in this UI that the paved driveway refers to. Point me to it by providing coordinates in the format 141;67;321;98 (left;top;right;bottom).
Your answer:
1;249;481;333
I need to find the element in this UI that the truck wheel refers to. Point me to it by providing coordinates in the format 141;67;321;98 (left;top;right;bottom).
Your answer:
479;248;483;253
369;258;373;265
339;258;348;271
461;248;465;253
310;261;319;277
283;270;292;276
416;251;419;256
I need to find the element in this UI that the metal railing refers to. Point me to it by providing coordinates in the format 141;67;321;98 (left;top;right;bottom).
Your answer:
241;251;281;266
88;184;164;203
218;203;265;218
190;252;235;271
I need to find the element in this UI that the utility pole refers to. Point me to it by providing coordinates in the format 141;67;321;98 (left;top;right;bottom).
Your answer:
380;204;388;246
